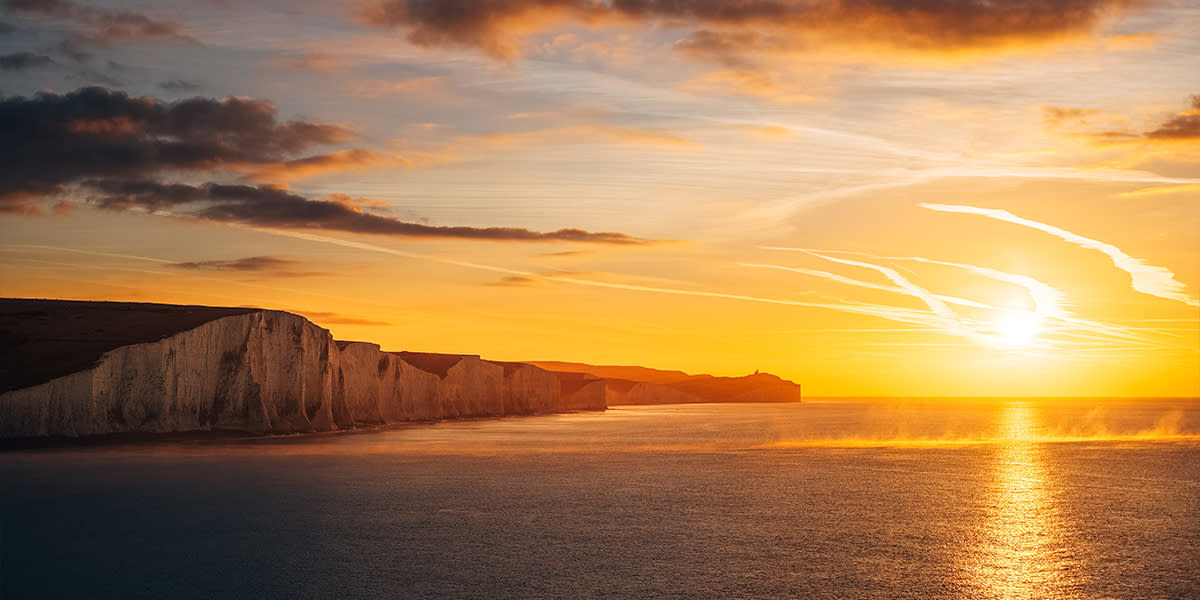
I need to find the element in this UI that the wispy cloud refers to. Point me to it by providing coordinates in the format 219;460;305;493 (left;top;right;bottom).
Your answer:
88;180;648;245
756;247;1158;349
921;203;1199;307
247;228;980;333
172;255;330;278
805;251;971;337
764;248;1073;320
741;262;998;312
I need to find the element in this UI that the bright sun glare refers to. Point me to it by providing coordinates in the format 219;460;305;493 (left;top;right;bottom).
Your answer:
996;312;1040;349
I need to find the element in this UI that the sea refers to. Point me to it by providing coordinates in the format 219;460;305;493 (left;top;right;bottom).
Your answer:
2;398;1198;599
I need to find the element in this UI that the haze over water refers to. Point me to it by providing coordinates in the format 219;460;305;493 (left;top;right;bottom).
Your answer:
3;399;1198;599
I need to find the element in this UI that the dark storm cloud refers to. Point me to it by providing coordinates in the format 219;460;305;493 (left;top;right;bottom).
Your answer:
0;20;15;34
0;86;350;211
0;50;51;70
1145;95;1200;141
360;0;1144;59
85;180;646;244
2;0;196;45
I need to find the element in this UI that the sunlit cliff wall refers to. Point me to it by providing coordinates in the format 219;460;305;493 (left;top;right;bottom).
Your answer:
0;309;599;439
0;311;339;438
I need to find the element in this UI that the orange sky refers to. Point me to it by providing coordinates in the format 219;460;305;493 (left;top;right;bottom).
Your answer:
1;0;1197;396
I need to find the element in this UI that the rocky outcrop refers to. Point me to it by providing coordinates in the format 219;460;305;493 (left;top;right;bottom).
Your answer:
0;301;602;439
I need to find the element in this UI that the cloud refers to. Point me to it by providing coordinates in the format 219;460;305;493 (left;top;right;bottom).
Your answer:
804;251;971;338
486;275;540;287
158;79;200;92
2;0;198;46
540;250;590;258
1116;183;1200;198
1;86;646;244
240;149;413;182
348;76;448;98
271;50;348;71
359;0;1144;61
172;255;336;278
55;38;90;62
85;179;647;244
0;51;52;70
676;69;816;103
1145;95;1200;141
1047;95;1200;145
172;255;305;272
921;203;1199;307
459;124;702;151
1042;105;1104;128
0;86;351;213
760;247;1151;344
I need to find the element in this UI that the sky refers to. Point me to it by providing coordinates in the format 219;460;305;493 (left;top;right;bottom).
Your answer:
1;0;1197;397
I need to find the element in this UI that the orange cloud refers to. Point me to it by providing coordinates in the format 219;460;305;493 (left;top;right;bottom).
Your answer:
238;149;413;183
359;0;1147;63
1041;94;1200;154
1145;95;1200;141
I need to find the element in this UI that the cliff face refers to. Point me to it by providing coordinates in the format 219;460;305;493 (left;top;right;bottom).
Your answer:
491;362;560;415
0;303;600;439
604;379;699;406
0;311;340;438
554;372;608;411
0;299;803;440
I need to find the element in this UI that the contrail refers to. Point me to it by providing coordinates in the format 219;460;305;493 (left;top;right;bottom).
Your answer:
763;247;1071;319
252;228;973;332
921;203;1199;307
760;246;1153;345
802;251;972;338
741;263;1000;311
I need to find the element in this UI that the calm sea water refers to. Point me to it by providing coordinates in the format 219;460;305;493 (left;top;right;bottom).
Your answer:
2;399;1198;599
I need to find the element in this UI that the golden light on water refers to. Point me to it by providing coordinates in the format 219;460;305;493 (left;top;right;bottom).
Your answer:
971;403;1076;599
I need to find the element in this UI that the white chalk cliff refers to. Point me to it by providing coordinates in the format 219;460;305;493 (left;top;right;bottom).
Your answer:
0;307;600;439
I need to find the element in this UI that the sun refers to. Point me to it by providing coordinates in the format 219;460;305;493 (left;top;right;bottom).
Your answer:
995;312;1041;349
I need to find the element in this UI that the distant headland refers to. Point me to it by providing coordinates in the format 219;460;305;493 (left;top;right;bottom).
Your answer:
0;299;800;440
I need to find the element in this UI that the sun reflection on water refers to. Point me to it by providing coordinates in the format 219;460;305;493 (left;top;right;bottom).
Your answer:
971;402;1077;599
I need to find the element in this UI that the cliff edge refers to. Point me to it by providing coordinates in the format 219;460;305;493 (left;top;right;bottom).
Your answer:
0;299;590;439
0;299;801;440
